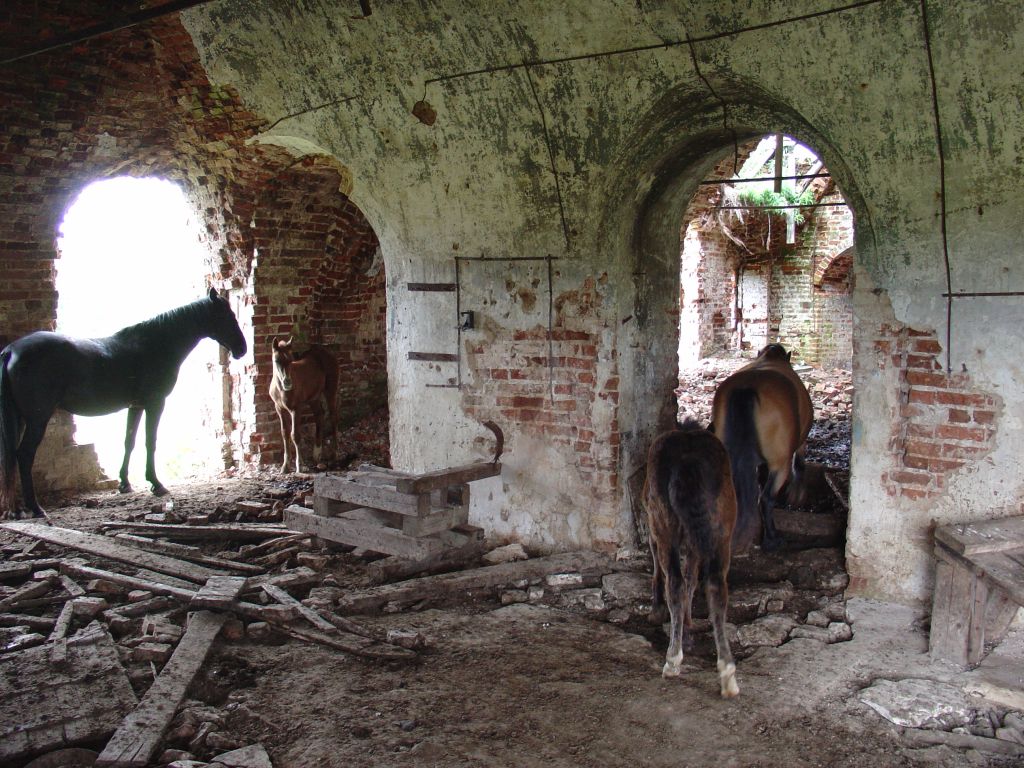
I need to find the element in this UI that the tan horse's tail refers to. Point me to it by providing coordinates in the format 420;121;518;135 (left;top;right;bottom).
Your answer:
0;348;20;514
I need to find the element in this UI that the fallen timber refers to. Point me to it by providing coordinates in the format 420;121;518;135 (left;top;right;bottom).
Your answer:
335;550;613;615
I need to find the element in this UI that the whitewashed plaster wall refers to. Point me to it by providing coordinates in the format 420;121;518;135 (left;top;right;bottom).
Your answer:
183;0;1024;604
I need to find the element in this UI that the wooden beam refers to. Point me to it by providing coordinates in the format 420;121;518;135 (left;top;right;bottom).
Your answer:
60;562;195;602
113;534;264;575
284;506;445;559
3;522;223;584
99;522;299;541
261;584;336;632
190;576;248;611
336;550;611;615
407;352;458;362
406;282;456;292
394;462;501;494
96;611;227;768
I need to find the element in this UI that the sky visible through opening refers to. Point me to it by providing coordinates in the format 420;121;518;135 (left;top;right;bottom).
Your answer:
56;177;223;487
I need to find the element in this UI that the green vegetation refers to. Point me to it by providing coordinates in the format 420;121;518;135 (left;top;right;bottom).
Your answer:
737;186;816;224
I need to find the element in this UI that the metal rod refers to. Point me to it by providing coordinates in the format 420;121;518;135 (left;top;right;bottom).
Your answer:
2;0;221;65
424;0;885;87
524;64;571;253
943;292;1024;298
547;255;555;403
717;202;848;210
455;258;463;389
700;172;832;186
454;256;558;262
920;0;954;373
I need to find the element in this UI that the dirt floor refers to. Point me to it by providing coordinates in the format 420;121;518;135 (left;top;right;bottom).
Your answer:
2;364;1022;767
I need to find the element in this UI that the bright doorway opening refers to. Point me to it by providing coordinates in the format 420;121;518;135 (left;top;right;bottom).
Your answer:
55;177;225;488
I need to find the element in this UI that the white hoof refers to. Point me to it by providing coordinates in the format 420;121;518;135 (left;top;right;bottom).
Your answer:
662;661;682;678
718;661;739;698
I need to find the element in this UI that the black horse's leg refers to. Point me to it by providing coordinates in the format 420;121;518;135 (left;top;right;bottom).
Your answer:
119;407;143;493
143;401;168;497
647;533;668;625
15;418;50;519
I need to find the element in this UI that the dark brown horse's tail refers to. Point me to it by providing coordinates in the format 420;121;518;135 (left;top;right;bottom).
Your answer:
723;388;762;553
666;447;723;582
0;348;19;513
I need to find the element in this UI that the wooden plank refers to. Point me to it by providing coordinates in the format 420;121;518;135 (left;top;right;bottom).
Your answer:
284;506;445;559
96;610;226;768
2;522;223;585
0;613;57;631
190;576;248;611
934;515;1024;556
406;282;456;292
113;534;264;575
0;574;56;611
929;559;972;667
99;522;299;541
367;526;485;584
401;504;469;538
281;625;417;660
261;583;336;632
407;352;458;362
336;550;612;615
971;550;1024;605
0;624;137;763
394;461;501;494
60;561;195;602
314;474;428;517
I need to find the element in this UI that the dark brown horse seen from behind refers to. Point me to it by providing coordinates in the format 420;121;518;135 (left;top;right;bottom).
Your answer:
0;289;247;519
711;343;813;553
269;337;339;474
645;418;739;698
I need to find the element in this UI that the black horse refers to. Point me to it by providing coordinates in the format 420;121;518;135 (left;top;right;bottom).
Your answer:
0;288;247;519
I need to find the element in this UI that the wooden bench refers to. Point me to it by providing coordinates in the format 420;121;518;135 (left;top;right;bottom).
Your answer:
929;515;1024;667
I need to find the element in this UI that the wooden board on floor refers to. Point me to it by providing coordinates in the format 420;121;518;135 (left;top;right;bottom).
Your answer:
2;522;224;585
0;623;137;763
96;611;227;768
314;474;429;517
336;550;612;615
99;522;299;541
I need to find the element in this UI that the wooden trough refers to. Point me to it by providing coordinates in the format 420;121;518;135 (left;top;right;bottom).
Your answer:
929;514;1024;668
284;461;501;565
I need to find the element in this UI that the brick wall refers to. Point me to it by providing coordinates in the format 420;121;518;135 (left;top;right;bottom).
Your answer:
866;324;999;501
0;5;389;499
247;158;385;467
461;273;621;550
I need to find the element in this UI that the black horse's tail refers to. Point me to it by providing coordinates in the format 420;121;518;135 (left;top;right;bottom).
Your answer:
0;348;20;513
723;388;762;553
666;447;723;583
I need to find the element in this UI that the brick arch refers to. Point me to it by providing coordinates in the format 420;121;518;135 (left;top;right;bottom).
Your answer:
248;156;386;467
814;245;854;287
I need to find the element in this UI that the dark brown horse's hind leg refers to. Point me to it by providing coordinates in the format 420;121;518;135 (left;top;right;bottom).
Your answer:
759;471;785;552
705;570;739;697
15;418;50;519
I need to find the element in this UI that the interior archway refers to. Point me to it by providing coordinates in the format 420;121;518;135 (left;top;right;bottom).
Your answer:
55;176;227;487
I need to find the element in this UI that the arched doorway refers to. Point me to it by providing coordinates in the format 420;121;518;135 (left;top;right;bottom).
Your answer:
55;177;227;487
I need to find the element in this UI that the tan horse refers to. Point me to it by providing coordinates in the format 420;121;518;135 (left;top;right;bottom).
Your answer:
711;343;813;552
269;337;339;473
645;418;739;697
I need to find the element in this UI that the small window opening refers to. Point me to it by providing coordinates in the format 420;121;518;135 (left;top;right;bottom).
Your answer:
56;177;224;488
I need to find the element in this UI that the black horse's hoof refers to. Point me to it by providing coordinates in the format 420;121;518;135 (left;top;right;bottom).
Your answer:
151;483;169;497
118;482;133;494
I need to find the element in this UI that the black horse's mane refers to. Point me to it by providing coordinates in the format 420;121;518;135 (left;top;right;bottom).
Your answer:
113;295;213;339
